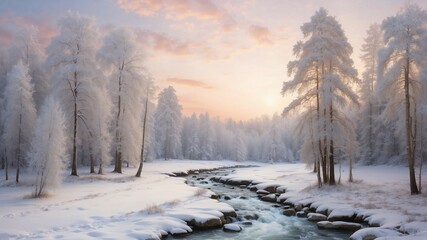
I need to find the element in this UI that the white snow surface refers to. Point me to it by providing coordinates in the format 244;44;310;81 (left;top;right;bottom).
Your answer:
0;160;242;239
1;161;427;239
226;163;427;239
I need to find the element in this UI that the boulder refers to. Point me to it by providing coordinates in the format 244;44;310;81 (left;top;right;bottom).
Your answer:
261;194;277;203
328;209;356;222
296;211;307;218
283;208;296;216
194;218;223;229
350;227;403;240
317;221;362;231
307;213;327;222
256;190;270;195
241;221;253;226
223;223;242;232
243;213;258;220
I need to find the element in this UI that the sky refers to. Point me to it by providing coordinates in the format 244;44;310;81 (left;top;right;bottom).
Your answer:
1;0;427;121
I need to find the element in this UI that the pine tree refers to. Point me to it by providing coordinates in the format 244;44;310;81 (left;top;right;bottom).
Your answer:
282;8;359;186
358;23;383;165
377;4;427;194
154;86;182;160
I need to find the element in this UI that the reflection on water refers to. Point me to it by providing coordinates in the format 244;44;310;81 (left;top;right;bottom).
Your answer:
172;169;351;240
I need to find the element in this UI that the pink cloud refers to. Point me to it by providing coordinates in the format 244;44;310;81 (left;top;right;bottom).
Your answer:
116;0;236;31
0;15;57;48
165;77;215;89
136;30;192;55
248;25;274;45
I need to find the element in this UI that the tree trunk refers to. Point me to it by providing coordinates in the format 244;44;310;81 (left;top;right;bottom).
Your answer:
329;139;335;185
349;157;354;182
98;162;103;175
136;97;149;178
5;149;8;180
89;143;95;174
114;67;124;173
16;112;22;183
405;57;419;194
71;72;78;176
317;160;322;188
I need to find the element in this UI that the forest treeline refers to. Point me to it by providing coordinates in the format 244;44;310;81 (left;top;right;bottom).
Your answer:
0;4;426;195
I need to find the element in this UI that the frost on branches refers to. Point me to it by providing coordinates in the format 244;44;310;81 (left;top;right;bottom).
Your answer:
28;97;67;198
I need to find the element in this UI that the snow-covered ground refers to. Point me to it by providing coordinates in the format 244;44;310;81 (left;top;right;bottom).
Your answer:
1;160;427;239
0;160;242;239
223;163;427;239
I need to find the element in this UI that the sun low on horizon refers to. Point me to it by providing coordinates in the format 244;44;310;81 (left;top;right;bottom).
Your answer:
1;0;426;121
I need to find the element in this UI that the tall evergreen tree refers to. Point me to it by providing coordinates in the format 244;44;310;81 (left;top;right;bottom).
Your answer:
282;8;359;186
377;4;427;194
154;86;182;160
358;23;383;165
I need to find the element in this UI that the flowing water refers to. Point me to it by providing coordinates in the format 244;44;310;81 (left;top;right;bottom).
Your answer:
172;168;352;240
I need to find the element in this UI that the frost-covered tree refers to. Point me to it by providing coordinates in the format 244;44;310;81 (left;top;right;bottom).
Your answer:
136;80;155;177
46;12;99;176
28;97;67;197
282;8;359;186
358;23;383;165
9;26;48;110
377;4;427;194
0;46;10;172
85;81;113;174
98;27;147;173
182;113;200;159
3;61;37;183
155;86;182;160
233;128;246;162
198;113;215;160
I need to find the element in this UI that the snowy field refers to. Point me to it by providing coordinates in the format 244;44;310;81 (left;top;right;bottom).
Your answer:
1;160;427;239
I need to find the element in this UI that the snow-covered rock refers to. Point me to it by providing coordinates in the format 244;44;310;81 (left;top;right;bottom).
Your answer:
328;208;356;222
317;221;362;231
261;193;277;202
400;221;427;234
256;189;270;195
223;223;242;232
307;213;327;222
350;227;403;240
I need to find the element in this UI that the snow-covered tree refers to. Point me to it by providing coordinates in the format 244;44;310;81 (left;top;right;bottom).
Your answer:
46;12;99;176
358;23;383;165
155;86;182;160
28;97;67;197
136;79;155;177
0;46;10;172
98;27;147;173
182;113;200;159
85;81;113;174
3;61;37;183
282;8;359;186
377;4;427;194
9;26;48;110
198;113;215;160
233;127;246;162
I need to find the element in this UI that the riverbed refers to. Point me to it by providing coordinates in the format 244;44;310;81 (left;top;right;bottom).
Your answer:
172;168;352;240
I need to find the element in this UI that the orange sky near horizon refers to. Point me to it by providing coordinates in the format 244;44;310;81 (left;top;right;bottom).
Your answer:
1;0;427;121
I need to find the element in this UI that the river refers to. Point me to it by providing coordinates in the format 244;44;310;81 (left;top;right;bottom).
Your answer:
171;168;352;240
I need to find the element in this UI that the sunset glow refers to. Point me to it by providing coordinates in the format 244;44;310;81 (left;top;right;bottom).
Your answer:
1;0;426;120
